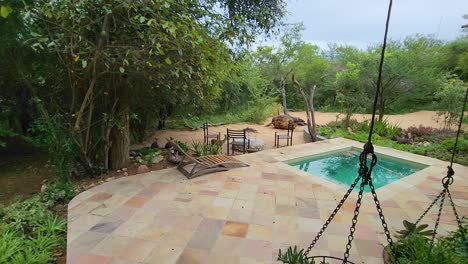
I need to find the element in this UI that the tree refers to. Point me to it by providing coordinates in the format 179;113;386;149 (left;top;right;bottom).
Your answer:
253;23;304;115
362;36;443;120
291;44;329;141
11;0;285;173
335;62;366;128
435;75;466;130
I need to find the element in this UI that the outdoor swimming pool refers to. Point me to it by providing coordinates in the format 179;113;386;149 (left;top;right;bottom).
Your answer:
286;147;428;192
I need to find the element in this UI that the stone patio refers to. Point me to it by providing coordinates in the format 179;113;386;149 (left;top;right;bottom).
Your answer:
66;138;468;264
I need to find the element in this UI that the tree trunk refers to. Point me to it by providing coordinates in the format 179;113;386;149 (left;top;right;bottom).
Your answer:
309;85;318;141
108;81;130;170
280;75;289;115
292;74;317;142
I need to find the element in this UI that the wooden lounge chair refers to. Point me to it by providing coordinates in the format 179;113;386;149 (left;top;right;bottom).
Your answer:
168;140;249;179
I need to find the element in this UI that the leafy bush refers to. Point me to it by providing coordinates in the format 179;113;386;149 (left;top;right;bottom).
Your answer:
42;182;76;208
32;107;75;183
388;233;462;264
0;196;66;264
440;137;468;153
277;246;315;264
396;220;433;239
175;140;189;152
438;217;468;260
191;141;223;157
350;119;402;138
136;147;161;164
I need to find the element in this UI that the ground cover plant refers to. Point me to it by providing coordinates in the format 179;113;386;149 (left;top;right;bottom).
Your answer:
317;120;468;166
0;195;67;264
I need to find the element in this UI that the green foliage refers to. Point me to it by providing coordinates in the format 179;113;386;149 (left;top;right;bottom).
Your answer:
435;76;466;130
277;246;315;264
335;62;366;127
438;217;468;260
388;234;462;264
41;182;76;208
396;220;434;239
440;137;468;152
350;119;402;138
31;106;75;183
136;147;161;164
0;196;66;264
317;125;468;166
191;141;223;157
175;140;189;152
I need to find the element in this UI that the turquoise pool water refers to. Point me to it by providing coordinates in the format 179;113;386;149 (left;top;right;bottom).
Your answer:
286;147;428;192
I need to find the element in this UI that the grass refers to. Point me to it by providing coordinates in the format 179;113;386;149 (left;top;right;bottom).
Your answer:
0;195;67;264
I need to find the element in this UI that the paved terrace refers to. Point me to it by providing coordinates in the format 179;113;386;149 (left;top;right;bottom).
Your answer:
66;138;468;264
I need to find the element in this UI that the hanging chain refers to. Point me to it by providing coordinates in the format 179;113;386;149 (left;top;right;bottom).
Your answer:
446;189;462;227
369;180;394;251
430;189;447;249
414;189;445;226
343;181;366;262
303;175;361;256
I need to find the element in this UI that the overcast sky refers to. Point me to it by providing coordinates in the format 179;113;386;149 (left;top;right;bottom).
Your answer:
259;0;467;49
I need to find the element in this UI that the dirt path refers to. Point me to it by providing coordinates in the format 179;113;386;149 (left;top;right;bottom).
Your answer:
146;111;444;152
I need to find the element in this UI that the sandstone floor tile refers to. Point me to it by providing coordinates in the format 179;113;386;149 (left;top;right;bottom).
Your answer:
247;224;272;241
243;239;272;261
124;196;149;208
176;248;209;264
117;238;157;262
222;221;249;237
211;236;245;257
145;245;183;263
76;253;111;264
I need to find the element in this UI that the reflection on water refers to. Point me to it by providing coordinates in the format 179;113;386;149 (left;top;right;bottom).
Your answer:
290;150;427;193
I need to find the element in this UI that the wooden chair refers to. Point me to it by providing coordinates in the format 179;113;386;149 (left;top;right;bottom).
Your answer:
226;128;248;155
168;140;248;179
275;121;294;148
203;122;220;144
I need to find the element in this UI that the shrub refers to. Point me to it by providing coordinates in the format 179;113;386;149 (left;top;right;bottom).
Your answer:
136;147;161;164
191;141;223;157
440;137;468;153
42;182;76;208
438;217;468;260
175;140;189;152
0;196;66;264
277;246;315;264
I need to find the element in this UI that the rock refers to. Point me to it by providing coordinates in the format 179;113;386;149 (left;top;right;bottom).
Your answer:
40;183;48;195
105;177;115;182
123;172;129;176
166;150;182;164
122;167;127;172
151;156;163;164
117;169;121;173
151;141;160;149
129;150;140;157
347;127;353;133
271;115;297;130
137;164;150;174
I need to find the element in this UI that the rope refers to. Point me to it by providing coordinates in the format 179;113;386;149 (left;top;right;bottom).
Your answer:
449;87;468;167
368;0;393;143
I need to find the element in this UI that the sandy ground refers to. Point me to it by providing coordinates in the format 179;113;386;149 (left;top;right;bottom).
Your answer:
145;111;446;153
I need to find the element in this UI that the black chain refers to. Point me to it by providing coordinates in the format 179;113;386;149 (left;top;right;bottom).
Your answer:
369;180;394;251
430;189;447;249
414;189;445;226
303;175;361;256
446;189;462;227
343;180;366;262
